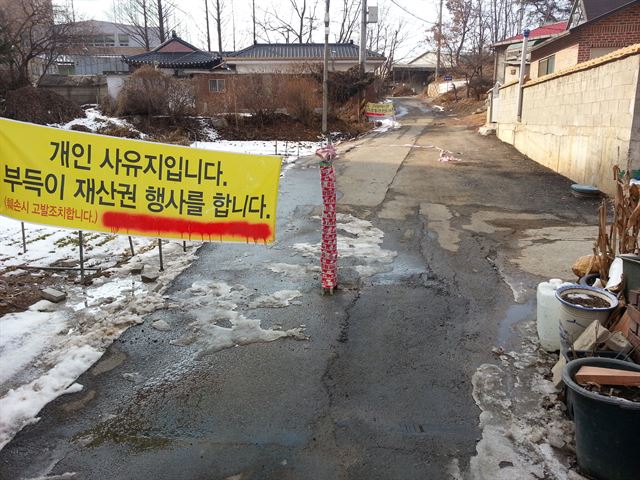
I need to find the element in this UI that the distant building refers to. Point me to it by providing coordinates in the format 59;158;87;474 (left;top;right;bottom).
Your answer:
123;32;222;74
392;52;438;93
54;20;161;75
491;22;567;85
529;0;640;79
224;42;385;73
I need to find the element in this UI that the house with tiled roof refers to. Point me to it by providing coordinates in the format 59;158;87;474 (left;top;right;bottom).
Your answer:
121;35;385;116
224;41;385;73
529;0;640;79
123;32;223;73
492;21;567;85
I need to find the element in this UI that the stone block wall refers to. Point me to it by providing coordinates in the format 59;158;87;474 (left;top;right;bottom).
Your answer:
495;49;640;195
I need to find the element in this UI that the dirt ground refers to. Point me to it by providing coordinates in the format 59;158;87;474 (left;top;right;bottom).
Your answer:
426;90;489;128
0;267;62;316
216;113;369;141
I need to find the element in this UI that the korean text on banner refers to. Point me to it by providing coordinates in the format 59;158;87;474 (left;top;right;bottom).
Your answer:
0;118;282;243
365;102;395;118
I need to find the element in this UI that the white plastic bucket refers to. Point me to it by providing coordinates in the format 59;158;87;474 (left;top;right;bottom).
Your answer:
555;284;618;349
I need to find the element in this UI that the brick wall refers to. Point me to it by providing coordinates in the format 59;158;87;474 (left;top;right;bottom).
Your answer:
532;5;640;66
495;50;640;195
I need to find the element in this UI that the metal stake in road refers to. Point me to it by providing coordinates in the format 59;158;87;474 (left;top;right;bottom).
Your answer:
359;0;367;73
78;230;85;283
158;238;164;271
21;222;27;254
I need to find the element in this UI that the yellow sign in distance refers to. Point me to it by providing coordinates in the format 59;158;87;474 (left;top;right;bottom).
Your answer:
365;102;396;117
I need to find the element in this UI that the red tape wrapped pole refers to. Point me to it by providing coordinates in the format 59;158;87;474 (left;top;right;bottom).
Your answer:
316;144;338;292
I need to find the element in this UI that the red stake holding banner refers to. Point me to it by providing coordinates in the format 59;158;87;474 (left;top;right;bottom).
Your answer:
316;144;338;293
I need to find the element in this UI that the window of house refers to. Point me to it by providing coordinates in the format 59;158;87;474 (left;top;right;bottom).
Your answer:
118;34;129;47
89;35;115;47
57;64;76;75
208;79;226;92
538;55;555;77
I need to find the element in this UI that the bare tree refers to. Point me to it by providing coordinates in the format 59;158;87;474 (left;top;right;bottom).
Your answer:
213;0;224;52
256;0;319;44
522;0;571;25
112;0;157;50
0;0;84;88
111;0;179;48
335;0;361;43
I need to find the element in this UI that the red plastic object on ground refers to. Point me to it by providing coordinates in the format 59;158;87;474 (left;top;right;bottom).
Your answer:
316;144;338;293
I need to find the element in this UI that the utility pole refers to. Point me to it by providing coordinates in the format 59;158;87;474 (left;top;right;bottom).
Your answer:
435;0;443;81
205;0;211;51
322;0;330;139
252;0;257;43
516;28;530;122
359;0;367;73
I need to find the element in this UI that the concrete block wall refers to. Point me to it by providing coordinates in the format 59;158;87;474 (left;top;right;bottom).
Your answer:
495;52;640;195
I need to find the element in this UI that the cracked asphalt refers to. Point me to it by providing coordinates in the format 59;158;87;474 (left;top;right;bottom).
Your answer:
0;98;600;480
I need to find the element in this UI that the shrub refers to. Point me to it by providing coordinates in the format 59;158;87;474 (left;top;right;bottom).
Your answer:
3;86;82;124
117;65;195;118
284;76;319;126
235;73;284;123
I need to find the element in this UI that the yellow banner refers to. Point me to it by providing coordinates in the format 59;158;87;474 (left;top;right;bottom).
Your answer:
0;118;281;243
365;102;395;117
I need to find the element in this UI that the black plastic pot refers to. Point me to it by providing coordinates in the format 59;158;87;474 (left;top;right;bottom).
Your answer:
562;350;635;362
578;273;600;287
563;358;640;480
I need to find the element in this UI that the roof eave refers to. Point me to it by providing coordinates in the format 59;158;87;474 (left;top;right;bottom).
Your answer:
529;30;573;53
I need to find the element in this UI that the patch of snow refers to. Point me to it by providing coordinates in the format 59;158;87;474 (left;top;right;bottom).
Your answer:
171;281;307;357
373;118;402;133
23;474;78;480
249;290;302;308
0;215;200;450
49;106;144;138
0;345;103;450
192;139;322;176
0;307;67;387
395;105;409;118
293;214;397;278
466;322;586;480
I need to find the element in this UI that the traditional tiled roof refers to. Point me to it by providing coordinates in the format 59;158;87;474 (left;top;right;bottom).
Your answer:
227;43;385;60
492;21;568;47
123;34;221;69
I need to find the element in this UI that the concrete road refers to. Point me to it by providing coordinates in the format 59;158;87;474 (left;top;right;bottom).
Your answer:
0;98;600;480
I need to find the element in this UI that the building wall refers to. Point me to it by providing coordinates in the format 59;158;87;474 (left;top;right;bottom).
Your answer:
39;76;109;105
531;5;640;73
495;49;640;195
531;43;579;79
193;72;321;116
576;4;640;62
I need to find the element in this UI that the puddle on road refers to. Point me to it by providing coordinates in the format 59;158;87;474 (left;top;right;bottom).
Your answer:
497;302;534;347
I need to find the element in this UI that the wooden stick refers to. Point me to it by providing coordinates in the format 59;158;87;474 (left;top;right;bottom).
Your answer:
576;366;640;387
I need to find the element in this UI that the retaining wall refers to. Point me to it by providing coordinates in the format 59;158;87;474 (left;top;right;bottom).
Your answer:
495;47;640;194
